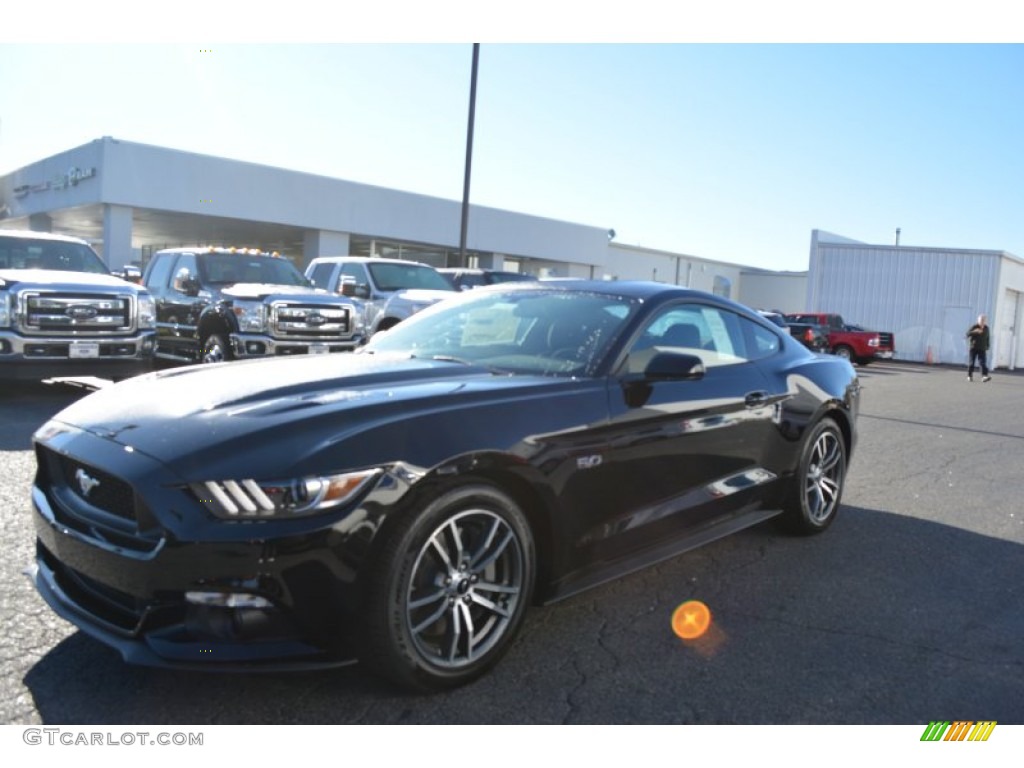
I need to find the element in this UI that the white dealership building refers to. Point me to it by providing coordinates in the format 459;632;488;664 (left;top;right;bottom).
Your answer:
0;137;758;299
2;138;1021;368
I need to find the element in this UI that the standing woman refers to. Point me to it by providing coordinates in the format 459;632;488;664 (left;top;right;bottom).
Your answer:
966;314;992;382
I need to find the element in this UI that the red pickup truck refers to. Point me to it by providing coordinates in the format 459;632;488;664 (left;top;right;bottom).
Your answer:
784;312;895;365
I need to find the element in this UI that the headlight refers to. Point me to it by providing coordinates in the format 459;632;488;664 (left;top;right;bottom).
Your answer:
0;292;9;328
233;300;267;332
349;303;365;333
136;293;156;329
190;468;381;519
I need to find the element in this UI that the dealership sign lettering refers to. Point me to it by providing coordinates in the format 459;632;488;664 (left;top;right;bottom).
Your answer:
13;166;97;198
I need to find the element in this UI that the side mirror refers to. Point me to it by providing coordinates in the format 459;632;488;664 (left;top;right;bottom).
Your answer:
625;351;706;383
620;351;705;408
173;273;200;296
181;276;201;296
344;283;370;300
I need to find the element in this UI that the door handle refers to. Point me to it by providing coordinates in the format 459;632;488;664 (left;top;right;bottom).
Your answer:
744;391;769;408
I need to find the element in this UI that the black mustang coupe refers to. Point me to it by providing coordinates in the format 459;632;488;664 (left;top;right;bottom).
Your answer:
30;281;860;691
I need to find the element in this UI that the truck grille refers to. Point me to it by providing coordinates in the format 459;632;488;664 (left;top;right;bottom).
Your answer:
877;332;895;349
270;302;350;339
20;291;134;336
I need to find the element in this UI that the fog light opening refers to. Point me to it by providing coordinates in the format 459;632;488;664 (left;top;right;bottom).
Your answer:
185;590;272;609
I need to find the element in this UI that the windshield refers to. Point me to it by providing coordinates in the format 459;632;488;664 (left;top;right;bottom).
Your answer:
367;262;455;292
200;254;310;286
363;286;637;376
0;237;110;274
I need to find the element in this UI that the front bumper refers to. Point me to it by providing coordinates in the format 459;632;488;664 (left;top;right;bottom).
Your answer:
0;330;156;379
29;429;369;671
29;558;355;672
230;332;364;359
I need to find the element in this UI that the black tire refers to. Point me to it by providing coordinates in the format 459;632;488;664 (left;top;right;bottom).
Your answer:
361;483;535;691
832;344;854;362
200;333;231;364
779;418;846;535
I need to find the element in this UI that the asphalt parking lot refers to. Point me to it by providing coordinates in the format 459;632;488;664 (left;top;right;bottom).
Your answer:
1;361;1021;725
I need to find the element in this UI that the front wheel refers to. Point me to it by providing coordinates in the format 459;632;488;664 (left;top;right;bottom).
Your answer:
361;483;535;691
779;418;846;535
200;333;231;364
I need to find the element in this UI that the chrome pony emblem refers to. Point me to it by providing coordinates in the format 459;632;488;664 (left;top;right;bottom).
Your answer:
74;468;101;498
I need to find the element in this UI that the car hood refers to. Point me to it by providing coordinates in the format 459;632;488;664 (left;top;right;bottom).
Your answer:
0;269;134;289
46;353;602;479
388;288;456;304
219;283;338;301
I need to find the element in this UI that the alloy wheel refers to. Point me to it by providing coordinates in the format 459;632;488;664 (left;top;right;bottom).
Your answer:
405;508;526;669
804;428;844;524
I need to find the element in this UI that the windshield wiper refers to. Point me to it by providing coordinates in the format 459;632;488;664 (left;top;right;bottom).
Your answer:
417;354;473;365
415;354;510;375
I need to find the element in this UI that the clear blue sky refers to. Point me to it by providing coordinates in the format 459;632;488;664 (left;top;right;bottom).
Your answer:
2;17;1022;272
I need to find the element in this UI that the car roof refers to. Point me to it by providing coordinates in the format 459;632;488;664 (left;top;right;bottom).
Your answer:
0;229;91;245
153;246;283;257
311;256;432;267
499;278;744;304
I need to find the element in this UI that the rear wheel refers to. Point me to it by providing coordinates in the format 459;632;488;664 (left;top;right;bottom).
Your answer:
361;483;535;691
779;418;846;534
832;344;854;362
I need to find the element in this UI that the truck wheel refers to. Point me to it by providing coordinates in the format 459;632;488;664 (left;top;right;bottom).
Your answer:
200;333;232;364
832;344;854;362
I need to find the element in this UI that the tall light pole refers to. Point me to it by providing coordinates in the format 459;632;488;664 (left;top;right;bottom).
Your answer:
458;44;480;268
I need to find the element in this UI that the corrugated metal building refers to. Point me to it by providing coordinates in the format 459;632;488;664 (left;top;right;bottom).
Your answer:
807;230;1024;370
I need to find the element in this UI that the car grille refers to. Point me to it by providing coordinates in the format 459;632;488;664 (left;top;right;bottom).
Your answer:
270;302;350;339
18;291;134;336
877;332;894;349
55;454;137;523
35;445;161;554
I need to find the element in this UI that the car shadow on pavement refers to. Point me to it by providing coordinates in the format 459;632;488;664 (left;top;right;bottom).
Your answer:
20;504;1024;725
0;381;84;450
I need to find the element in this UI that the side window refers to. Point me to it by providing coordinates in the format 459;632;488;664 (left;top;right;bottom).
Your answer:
341;264;369;290
308;262;336;290
746;318;782;360
627;303;770;370
170;254;198;294
144;254;175;290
